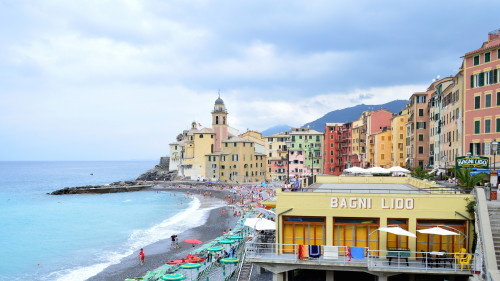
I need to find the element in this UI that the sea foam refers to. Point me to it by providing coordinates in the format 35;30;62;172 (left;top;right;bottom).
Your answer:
47;196;219;281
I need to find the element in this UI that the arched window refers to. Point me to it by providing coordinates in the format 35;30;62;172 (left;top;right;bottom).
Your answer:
216;116;219;124
223;116;226;124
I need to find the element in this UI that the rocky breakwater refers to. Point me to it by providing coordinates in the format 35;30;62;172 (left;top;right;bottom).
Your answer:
136;156;178;181
50;181;152;195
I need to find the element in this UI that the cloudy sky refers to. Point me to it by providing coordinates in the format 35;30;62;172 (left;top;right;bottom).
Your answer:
1;0;499;161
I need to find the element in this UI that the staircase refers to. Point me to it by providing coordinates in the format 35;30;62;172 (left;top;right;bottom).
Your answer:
487;203;500;269
236;253;253;281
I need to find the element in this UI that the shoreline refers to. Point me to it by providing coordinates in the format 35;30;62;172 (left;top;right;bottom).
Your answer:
86;188;241;281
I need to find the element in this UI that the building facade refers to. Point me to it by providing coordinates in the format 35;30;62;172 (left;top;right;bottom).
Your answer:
391;109;408;167
289;128;324;177
265;132;290;181
463;29;500;166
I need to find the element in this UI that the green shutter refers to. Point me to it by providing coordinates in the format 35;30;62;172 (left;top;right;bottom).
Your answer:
494;69;498;83
497;92;500;106
471;75;474;88
475;96;481;109
497;118;500;132
479;72;485;86
475;120;480;134
485;52;491;62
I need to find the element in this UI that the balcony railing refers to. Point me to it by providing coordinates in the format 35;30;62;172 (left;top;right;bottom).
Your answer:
245;242;475;274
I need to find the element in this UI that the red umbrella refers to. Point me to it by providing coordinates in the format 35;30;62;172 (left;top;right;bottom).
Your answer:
183;239;202;244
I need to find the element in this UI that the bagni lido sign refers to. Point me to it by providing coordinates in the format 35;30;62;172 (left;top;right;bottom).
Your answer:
456;156;489;169
331;197;414;210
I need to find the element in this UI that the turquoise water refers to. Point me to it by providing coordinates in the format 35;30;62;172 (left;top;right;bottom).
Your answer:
0;161;205;281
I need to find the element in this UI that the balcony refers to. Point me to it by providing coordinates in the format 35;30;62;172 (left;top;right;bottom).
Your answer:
246;243;474;276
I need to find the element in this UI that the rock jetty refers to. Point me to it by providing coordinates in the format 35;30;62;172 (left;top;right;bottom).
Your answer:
136;156;178;181
50;181;152;195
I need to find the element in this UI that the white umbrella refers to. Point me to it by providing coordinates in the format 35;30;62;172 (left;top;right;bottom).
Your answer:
417;226;459;236
344;167;368;174
388;166;410;173
244;218;276;231
367;167;390;174
377;226;416;237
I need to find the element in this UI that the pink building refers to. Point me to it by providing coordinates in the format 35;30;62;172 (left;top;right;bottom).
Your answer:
464;29;500;165
288;149;306;178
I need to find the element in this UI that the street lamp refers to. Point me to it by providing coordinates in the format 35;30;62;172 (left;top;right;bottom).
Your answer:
493;139;498;171
286;139;292;181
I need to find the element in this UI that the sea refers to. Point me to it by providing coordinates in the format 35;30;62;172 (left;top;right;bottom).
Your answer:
0;161;214;281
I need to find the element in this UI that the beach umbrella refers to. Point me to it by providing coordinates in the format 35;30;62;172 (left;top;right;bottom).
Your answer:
220;257;239;276
344;167;368;174
219;239;235;244
207;246;224;252
366;167;390;174
180;263;202;280
417;226;459;236
160;273;186;281
183;239;202;245
244;218;276;231
388;166;410;173
377;226;416;237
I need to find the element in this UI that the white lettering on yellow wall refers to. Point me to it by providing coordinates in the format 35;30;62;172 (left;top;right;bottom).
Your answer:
331;197;414;210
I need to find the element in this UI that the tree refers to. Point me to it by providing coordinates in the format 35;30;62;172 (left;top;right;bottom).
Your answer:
411;165;432;179
455;168;488;188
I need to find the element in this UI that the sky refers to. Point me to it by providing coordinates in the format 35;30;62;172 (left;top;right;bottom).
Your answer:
1;0;500;161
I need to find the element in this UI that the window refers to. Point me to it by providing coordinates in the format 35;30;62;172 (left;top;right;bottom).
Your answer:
474;55;479;66
416;122;426;129
497;92;500;106
417;96;426;103
418;146;424;154
475;120;481;134
225;143;228;147
419;109;424;116
381;154;385;160
485;119;491;133
486;94;491;107
400;133;403;139
475;96;481;109
418;134;424;141
485;52;491;63
497;118;500;132
199;134;203;138
381;136;385;141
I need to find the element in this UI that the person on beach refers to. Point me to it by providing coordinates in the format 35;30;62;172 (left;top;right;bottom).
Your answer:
171;234;176;248
175;235;179;248
138;248;145;265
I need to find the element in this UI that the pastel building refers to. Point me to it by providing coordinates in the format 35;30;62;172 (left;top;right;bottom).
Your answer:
428;77;453;168
365;109;393;167
391;109;408;167
264;132;290;181
463;29;500;165
289;128;324;177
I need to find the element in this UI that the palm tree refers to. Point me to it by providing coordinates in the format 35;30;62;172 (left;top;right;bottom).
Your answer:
411;165;432;179
455;168;488;187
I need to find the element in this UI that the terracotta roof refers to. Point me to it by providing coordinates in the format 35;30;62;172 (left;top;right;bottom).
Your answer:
465;40;500;56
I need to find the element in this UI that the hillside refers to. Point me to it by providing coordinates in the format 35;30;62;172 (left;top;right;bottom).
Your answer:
302;100;409;132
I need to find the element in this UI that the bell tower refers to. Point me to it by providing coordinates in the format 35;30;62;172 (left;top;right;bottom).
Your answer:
212;93;228;152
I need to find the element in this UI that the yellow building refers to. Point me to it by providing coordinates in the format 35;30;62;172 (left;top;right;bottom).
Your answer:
206;137;266;182
374;129;392;168
351;117;365;165
251;176;475;280
391;110;408;167
169;97;266;182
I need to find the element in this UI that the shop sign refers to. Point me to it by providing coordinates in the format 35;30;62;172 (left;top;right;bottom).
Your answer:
331;197;414;210
456;156;489;169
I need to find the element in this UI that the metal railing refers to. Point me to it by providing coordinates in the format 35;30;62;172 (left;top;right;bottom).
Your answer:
286;186;472;194
245;242;475;273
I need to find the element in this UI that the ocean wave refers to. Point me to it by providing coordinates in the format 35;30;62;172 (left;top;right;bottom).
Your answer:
48;196;218;281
